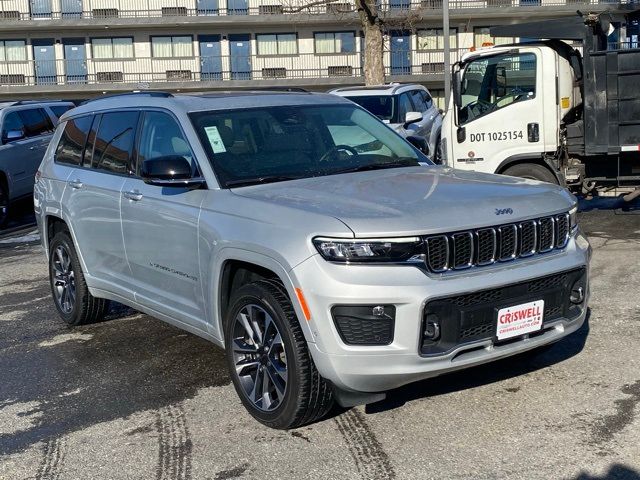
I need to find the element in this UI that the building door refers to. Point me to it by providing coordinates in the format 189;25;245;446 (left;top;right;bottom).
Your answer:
229;34;251;80
196;0;218;14
199;35;222;81
63;38;87;83
227;0;247;15
389;0;409;9
61;0;82;17
30;0;52;18
390;31;411;75
33;39;57;85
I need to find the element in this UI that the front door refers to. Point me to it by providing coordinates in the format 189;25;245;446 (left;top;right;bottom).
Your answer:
229;34;251;80
61;0;82;17
30;0;52;18
33;39;57;85
390;31;411;75
120;111;206;330
390;0;409;9
199;35;222;81
63;38;87;84
196;0;218;15
227;0;247;14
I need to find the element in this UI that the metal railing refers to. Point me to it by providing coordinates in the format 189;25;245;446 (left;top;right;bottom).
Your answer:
0;0;628;21
0;50;459;88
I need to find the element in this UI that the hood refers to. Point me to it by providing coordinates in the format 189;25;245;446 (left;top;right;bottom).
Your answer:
231;166;575;237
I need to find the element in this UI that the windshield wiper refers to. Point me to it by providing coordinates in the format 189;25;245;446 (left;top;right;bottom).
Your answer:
226;175;304;188
324;159;418;176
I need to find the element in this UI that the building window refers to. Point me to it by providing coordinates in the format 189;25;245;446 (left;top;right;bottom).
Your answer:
256;33;297;56
152;36;193;58
417;29;457;51
0;40;27;61
473;27;514;47
314;32;355;54
92;38;134;59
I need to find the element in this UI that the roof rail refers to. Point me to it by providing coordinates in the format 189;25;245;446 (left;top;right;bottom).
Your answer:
250;87;309;93
81;91;174;105
12;99;71;106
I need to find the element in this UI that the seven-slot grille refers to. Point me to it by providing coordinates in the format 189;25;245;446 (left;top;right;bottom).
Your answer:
424;213;571;273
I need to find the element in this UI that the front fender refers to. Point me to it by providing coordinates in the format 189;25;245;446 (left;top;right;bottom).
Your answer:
207;247;316;346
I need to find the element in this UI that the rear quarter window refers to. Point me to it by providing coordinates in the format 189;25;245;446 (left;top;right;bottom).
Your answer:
50;105;74;119
55;116;93;166
19;108;54;137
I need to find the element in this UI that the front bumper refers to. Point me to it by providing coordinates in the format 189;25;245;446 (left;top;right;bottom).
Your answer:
291;230;590;393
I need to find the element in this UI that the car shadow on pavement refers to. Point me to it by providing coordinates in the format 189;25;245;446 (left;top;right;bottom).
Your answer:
572;463;640;480
366;310;590;415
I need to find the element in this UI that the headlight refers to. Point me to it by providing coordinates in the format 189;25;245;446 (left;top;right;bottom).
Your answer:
313;237;423;263
569;205;578;232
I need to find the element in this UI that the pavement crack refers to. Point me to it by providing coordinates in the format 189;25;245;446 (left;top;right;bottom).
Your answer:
155;404;193;480
35;436;67;480
334;409;396;480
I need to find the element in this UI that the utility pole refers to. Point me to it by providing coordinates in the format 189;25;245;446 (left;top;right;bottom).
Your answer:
443;0;451;110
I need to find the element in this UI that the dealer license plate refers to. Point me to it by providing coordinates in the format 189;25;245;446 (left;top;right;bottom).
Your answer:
496;300;544;340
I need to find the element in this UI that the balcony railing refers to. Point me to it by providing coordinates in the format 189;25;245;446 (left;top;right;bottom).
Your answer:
0;50;459;89
0;0;627;21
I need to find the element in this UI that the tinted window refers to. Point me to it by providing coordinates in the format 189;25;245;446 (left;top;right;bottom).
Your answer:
83;114;100;168
55;116;93;166
19;108;54;137
1;112;25;140
344;96;394;122
410;90;427;112
50;105;74;118
420;91;433;109
138;111;196;174
397;93;414;120
91;111;139;174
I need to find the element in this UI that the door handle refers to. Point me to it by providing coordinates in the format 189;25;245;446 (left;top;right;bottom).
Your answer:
123;190;143;201
29;146;35;150
68;179;83;189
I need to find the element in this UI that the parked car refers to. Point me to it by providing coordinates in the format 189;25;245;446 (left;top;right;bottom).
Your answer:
35;91;590;429
0;100;75;227
330;84;443;162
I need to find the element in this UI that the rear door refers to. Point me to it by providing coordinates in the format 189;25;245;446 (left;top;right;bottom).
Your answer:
407;89;432;138
64;111;138;294
120;110;206;330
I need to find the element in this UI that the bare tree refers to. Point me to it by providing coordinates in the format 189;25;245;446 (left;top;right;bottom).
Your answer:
282;0;426;86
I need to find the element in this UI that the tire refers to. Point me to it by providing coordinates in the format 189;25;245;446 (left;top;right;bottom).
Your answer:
502;163;558;184
433;135;443;164
0;184;8;229
224;279;334;429
48;230;109;326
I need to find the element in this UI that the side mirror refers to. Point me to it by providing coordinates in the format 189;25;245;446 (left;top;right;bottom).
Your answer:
496;65;507;97
406;135;429;156
452;69;462;108
141;155;205;189
3;129;25;144
404;111;423;127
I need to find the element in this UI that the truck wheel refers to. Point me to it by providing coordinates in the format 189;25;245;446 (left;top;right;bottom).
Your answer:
502;163;558;184
224;279;334;429
48;231;109;326
0;185;8;228
433;135;443;164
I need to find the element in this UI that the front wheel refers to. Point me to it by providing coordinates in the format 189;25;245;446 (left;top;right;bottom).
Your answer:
48;230;109;326
0;184;8;228
224;279;334;429
502;163;559;184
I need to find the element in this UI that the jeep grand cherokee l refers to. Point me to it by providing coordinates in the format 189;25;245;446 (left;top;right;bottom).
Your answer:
35;91;590;429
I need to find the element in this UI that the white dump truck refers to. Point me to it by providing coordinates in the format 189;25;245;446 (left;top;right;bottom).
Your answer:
442;10;640;199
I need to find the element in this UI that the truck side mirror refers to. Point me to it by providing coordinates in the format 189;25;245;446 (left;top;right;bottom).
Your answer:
452;68;462;108
496;66;507;97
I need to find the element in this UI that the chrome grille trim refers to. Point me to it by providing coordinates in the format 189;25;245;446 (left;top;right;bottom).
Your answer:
423;212;572;273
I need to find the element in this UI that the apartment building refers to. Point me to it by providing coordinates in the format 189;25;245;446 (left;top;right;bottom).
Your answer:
0;0;635;101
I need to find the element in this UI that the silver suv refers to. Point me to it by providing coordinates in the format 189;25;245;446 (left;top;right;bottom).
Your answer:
35;92;591;429
0;100;75;226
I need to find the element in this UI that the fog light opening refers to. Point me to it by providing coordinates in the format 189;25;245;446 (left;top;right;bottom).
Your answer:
424;314;441;341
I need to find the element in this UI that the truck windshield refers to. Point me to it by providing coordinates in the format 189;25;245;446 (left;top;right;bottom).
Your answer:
458;52;537;125
343;95;395;122
189;104;422;188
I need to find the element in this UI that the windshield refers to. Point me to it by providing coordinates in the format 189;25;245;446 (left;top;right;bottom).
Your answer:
342;95;395;122
189;104;422;188
458;52;536;125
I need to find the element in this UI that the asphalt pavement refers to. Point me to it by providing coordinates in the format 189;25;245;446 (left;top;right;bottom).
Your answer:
0;204;639;480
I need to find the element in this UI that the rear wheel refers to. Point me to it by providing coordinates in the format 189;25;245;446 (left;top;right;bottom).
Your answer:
224;279;334;429
502;163;558;184
433;135;443;164
0;184;8;228
49;230;109;326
